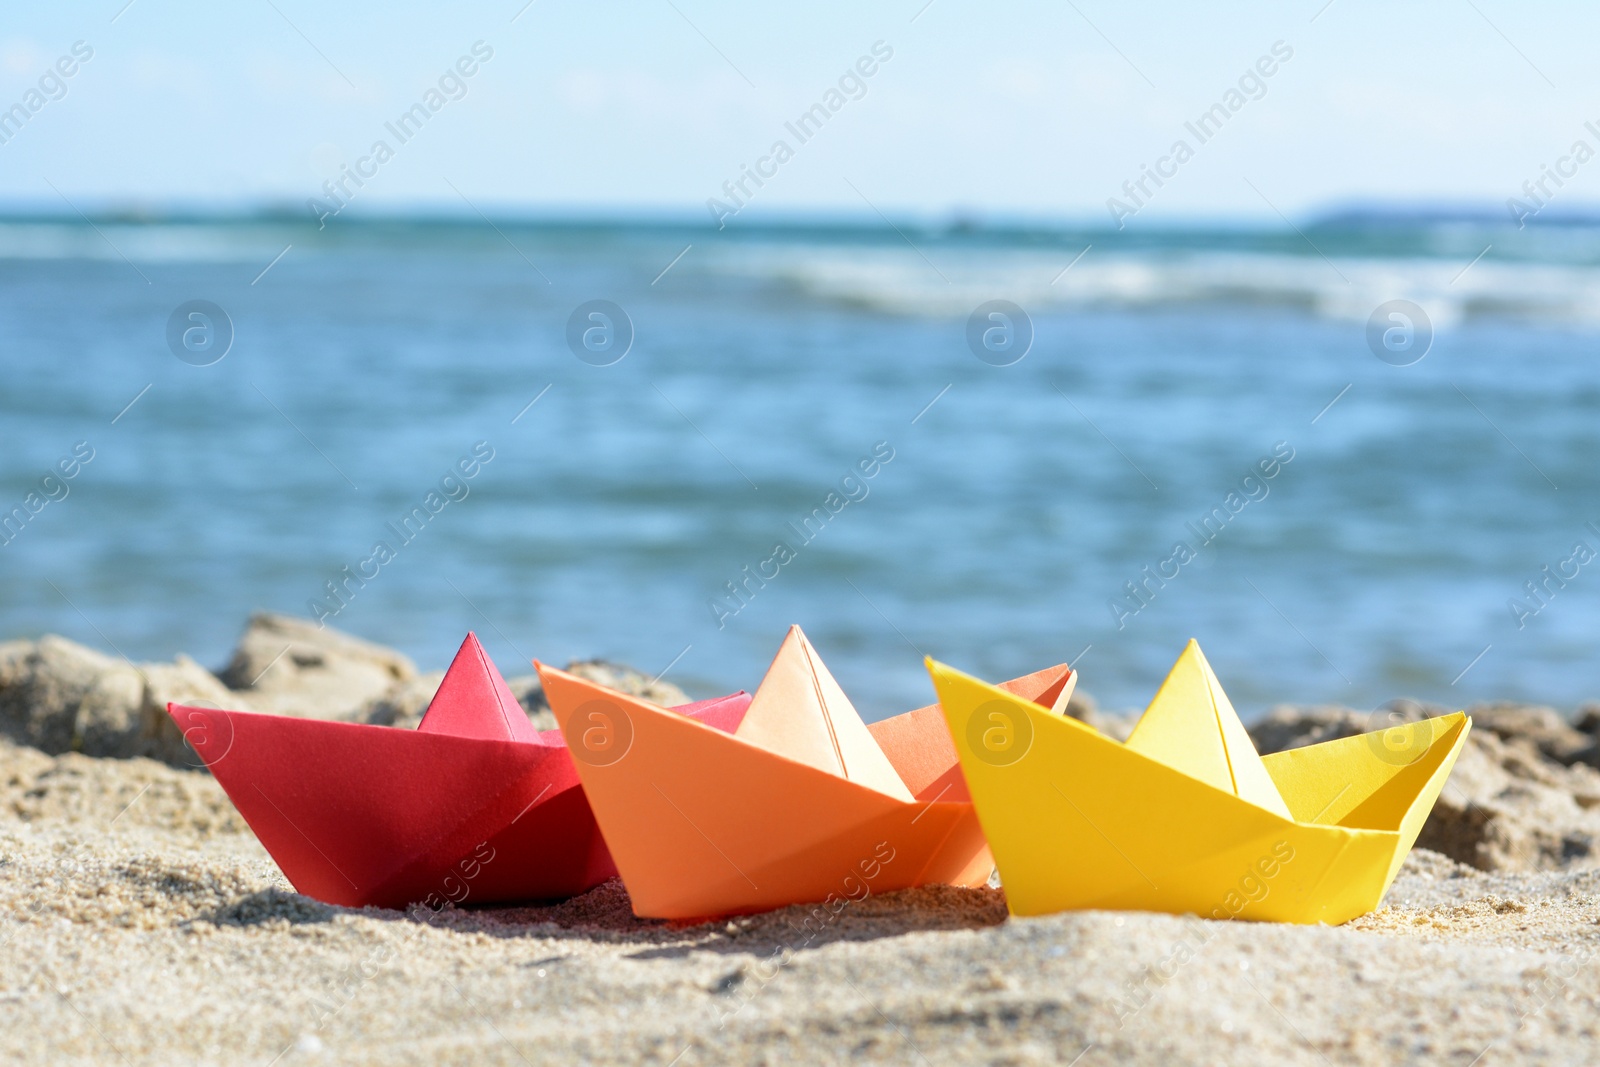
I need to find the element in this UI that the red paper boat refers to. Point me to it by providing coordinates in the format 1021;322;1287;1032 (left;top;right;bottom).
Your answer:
168;633;750;910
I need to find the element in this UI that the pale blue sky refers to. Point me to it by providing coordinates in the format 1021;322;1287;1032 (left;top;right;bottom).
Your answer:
1;0;1595;223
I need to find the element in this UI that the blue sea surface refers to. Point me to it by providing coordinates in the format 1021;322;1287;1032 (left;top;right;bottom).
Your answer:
1;215;1597;720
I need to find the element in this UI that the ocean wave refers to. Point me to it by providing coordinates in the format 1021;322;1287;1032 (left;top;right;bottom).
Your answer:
705;244;1600;329
0;222;303;264
10;214;1600;330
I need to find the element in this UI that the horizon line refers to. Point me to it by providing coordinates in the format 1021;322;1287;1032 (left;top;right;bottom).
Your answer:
0;198;1591;233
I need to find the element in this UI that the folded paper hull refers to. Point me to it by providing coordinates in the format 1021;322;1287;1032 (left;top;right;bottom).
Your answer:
538;660;1073;920
569;692;986;919
928;661;1471;925
169;691;750;910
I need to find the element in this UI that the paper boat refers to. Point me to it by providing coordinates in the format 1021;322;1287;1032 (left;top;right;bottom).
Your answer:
927;640;1471;924
168;633;750;910
537;625;1075;920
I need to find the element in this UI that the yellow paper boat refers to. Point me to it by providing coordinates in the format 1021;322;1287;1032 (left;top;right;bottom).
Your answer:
927;640;1471;925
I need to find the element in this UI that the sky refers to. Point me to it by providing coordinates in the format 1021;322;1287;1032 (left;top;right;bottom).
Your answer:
0;0;1597;225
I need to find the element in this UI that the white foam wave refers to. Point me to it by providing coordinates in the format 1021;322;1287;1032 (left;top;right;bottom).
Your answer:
0;222;300;263
708;244;1600;330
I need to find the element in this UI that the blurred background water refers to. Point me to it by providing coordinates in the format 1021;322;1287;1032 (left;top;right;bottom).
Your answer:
2;213;1596;720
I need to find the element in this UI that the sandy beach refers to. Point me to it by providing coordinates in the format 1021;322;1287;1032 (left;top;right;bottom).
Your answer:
4;617;1600;1065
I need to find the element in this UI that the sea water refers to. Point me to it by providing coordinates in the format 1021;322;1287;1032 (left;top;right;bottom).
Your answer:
1;214;1596;720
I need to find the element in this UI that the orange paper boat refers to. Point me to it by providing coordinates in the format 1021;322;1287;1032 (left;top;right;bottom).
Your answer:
537;625;1074;919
